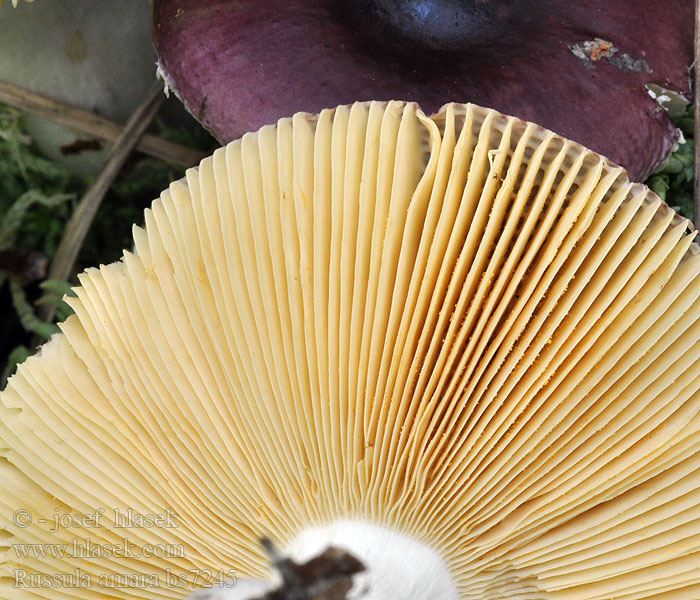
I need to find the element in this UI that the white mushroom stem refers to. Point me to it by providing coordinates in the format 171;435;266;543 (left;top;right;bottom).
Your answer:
193;521;458;600
287;521;459;600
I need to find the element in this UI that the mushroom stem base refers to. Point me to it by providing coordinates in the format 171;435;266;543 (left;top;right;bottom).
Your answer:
285;520;459;600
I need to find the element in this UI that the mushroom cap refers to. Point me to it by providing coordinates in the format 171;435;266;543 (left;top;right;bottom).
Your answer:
152;0;694;181
0;0;155;124
2;101;700;599
0;0;158;176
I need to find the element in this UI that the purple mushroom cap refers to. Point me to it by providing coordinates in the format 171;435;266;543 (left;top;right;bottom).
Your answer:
153;0;694;181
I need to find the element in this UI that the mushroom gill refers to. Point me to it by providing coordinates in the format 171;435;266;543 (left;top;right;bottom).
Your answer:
1;101;700;599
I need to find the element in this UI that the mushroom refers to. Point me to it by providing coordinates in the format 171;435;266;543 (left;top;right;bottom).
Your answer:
0;0;157;176
2;101;700;600
152;0;695;182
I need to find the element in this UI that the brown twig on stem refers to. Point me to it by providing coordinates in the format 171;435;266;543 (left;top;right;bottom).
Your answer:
38;81;165;322
0;79;207;167
694;0;700;229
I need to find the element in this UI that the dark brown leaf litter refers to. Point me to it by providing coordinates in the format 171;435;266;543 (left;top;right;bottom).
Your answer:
59;138;103;155
0;249;48;283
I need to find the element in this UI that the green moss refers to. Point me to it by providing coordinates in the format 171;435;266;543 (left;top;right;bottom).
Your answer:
0;102;214;386
0;105;81;258
645;106;695;220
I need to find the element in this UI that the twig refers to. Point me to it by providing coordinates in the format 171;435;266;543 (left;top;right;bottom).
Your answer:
39;80;165;321
0;79;207;167
694;0;700;229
